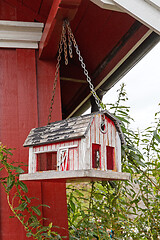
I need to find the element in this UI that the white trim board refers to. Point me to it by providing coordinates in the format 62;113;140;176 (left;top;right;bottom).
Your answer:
19;169;131;182
90;0;122;12
145;0;160;11
0;21;44;49
91;0;160;35
113;0;160;35
33;145;78;154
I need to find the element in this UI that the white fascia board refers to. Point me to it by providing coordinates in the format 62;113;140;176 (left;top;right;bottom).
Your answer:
145;0;160;11
0;21;44;49
112;0;160;35
90;0;122;12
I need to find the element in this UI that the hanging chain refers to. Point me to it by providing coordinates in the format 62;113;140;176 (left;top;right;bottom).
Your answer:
47;22;65;124
62;22;68;65
65;19;102;110
48;19;102;124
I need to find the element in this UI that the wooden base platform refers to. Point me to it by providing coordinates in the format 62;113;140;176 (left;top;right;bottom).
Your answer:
19;170;130;182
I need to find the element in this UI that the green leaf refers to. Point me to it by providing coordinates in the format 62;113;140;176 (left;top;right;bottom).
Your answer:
31;206;41;216
14;167;24;173
49;222;53;229
70;200;75;212
19;181;28;193
6;176;15;191
7;175;13;187
25;196;31;203
37;204;50;208
9;165;16;170
93;193;103;200
115;116;130;124
74;189;84;197
26;232;33;238
29;221;40;228
15;202;27;211
153;130;160;143
2;148;13;155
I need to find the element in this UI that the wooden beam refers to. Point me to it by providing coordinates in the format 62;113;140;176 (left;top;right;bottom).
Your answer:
39;0;82;59
60;77;87;83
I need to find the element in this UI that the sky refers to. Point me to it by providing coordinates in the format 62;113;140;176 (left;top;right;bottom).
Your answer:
103;41;160;131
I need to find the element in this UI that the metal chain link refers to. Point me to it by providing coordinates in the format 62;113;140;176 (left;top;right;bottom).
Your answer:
47;24;65;125
65;19;102;110
48;19;102;124
62;22;68;65
67;25;73;59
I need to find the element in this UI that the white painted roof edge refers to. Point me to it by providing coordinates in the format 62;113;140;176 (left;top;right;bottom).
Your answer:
90;0;122;12
91;0;160;35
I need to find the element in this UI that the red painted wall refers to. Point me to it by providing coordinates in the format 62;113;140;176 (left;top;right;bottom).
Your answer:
0;48;69;239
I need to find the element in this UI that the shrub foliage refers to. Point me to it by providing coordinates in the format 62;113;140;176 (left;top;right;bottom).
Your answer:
67;84;160;239
0;83;160;239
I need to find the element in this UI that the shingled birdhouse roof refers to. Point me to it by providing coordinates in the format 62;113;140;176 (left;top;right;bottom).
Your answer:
24;111;125;147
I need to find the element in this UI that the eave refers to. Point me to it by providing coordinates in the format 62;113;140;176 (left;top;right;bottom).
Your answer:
1;0;160;120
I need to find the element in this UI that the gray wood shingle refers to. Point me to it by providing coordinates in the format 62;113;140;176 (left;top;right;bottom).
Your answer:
24;111;125;147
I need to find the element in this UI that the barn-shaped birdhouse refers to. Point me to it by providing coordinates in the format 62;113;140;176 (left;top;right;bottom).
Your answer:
20;111;130;182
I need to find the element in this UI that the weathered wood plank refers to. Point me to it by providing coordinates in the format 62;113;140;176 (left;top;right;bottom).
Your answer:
116;132;122;172
29;147;37;174
19;169;130;182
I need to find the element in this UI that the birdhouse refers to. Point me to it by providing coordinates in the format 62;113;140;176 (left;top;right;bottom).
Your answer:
19;111;130;182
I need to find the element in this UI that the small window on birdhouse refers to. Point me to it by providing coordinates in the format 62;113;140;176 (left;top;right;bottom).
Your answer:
106;146;115;170
100;114;107;133
92;144;101;169
37;152;57;171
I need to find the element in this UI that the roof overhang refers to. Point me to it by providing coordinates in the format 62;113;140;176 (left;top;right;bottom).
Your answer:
38;0;160;119
91;0;160;35
1;0;159;119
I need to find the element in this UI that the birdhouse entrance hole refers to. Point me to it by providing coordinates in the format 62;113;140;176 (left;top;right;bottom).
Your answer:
100;114;107;134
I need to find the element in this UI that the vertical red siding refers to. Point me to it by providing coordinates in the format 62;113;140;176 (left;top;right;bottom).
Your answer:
0;48;69;239
0;48;41;240
35;52;68;238
36;54;62;126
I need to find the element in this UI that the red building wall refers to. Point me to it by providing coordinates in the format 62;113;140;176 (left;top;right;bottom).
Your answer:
0;48;69;239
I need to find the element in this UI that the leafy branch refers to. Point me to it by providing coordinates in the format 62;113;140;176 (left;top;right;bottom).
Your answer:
0;144;65;240
67;83;160;239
